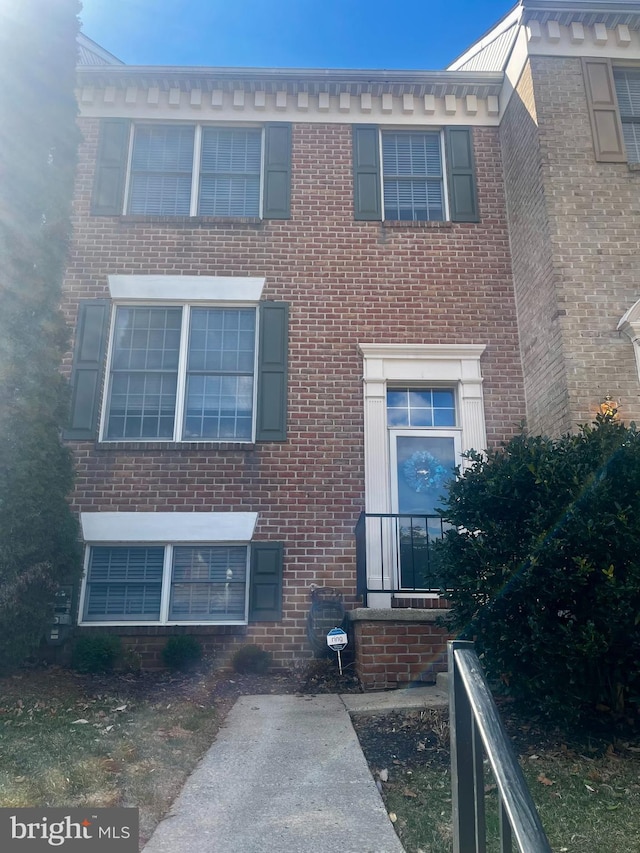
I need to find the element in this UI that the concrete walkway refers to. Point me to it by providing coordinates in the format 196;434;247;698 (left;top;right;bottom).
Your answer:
143;686;447;853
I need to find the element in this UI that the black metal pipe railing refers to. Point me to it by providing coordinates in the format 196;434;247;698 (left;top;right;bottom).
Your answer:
355;511;447;604
449;640;552;853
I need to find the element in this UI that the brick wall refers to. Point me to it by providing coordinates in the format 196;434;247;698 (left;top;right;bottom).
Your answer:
501;60;572;436
503;57;640;435
350;611;451;690
64;119;526;668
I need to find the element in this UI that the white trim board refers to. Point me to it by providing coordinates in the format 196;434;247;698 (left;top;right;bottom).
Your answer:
108;275;265;302
80;512;258;543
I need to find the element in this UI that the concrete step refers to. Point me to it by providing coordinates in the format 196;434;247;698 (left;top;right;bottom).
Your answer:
436;670;449;691
341;683;448;716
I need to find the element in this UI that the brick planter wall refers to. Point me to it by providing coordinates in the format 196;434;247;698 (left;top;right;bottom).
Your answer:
349;608;452;690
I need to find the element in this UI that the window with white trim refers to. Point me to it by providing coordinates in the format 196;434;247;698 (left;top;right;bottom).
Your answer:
613;67;640;163
381;131;446;221
82;544;249;624
352;126;478;223
128;125;263;217
104;305;257;441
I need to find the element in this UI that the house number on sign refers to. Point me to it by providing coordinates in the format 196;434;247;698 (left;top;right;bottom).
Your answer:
326;627;348;675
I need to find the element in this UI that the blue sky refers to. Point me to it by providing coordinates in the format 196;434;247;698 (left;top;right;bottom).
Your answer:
79;0;516;69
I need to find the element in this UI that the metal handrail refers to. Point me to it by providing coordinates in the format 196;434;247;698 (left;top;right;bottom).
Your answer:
449;640;552;853
355;511;447;604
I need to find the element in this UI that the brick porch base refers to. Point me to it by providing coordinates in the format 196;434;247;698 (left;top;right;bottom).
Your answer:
348;608;452;690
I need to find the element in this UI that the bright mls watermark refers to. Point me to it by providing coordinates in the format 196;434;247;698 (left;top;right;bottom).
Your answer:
0;808;138;851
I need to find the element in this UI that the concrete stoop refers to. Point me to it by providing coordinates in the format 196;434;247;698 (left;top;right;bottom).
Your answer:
341;681;448;716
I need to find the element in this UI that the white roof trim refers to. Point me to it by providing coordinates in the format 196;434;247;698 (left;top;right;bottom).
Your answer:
81;512;258;543
108;275;265;302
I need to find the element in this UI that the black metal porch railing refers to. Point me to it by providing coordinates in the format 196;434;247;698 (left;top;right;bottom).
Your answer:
449;640;552;853
355;511;448;604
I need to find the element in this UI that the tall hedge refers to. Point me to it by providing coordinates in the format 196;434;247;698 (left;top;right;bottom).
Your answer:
437;418;640;719
0;0;82;668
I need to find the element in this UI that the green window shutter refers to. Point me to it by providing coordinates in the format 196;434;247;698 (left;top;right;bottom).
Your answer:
91;119;130;215
249;542;284;621
256;301;288;441
64;300;110;439
353;125;382;220
263;123;291;219
583;58;626;163
445;127;479;223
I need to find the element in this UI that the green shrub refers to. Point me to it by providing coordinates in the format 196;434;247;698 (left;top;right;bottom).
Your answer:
161;635;202;671
435;417;640;719
231;644;272;674
71;634;123;673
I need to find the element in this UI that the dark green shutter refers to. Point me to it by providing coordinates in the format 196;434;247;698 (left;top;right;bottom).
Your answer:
353;125;382;220
91;119;130;215
249;542;284;621
263;123;291;219
64;300;110;439
445;127;479;223
256;301;288;441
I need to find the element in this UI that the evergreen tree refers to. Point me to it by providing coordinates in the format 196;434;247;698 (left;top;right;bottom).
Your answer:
0;0;82;668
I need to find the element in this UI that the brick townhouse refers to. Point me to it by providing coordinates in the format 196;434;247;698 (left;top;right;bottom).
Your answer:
60;0;640;686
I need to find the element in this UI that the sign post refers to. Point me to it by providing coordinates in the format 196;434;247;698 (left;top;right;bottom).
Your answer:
326;627;348;675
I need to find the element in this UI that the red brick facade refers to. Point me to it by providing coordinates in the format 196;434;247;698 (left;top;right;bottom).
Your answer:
62;116;526;670
67;4;640;682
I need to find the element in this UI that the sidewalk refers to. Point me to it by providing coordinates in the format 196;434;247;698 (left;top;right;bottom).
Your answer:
143;686;447;853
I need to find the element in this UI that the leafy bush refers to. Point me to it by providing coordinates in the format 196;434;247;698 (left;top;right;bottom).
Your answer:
71;634;123;673
161;636;202;671
436;417;640;719
231;644;272;674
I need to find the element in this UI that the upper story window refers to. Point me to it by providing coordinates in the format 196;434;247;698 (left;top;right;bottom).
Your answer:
65;286;288;444
128;125;262;217
613;67;640;163
105;305;257;441
353;125;478;223
381;132;445;221
91;119;291;219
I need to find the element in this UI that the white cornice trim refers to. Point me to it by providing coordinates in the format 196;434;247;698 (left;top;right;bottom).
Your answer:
108;275;265;302
359;343;487;362
525;19;640;57
78;90;502;126
80;512;258;543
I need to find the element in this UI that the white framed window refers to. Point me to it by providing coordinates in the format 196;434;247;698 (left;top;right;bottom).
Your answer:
102;303;258;442
381;131;447;221
81;544;250;625
353;125;477;223
127;124;263;217
78;511;260;626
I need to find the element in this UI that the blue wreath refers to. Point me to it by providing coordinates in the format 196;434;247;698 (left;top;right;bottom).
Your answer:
403;450;448;493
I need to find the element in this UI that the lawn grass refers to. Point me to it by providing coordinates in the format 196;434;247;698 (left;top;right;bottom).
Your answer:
0;667;224;848
367;711;640;853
